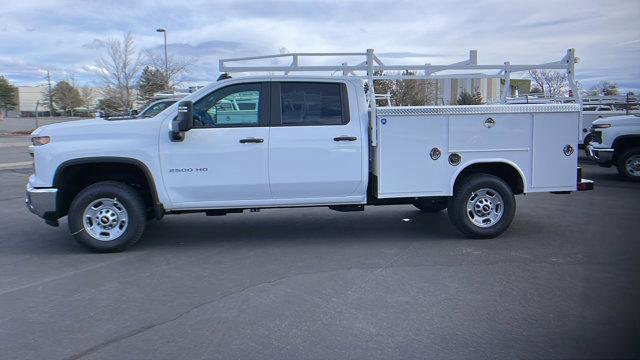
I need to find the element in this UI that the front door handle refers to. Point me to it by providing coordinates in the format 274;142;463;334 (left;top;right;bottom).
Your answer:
239;138;264;144
333;136;357;142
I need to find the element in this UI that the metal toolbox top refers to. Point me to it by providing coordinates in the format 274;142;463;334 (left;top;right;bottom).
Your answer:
376;104;581;116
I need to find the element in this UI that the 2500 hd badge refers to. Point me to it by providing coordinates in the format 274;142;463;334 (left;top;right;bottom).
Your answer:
168;167;208;173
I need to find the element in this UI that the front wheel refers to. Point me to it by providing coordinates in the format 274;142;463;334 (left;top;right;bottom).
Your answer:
616;147;640;182
68;181;147;252
448;174;515;239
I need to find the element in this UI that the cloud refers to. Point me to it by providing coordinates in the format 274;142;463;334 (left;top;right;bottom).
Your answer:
82;39;106;49
0;0;638;91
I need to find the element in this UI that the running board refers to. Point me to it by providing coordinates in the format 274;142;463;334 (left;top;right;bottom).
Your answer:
205;209;244;216
329;205;364;212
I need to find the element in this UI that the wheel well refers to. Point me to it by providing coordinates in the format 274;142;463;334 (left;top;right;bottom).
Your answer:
454;162;524;195
54;160;157;217
613;136;640;162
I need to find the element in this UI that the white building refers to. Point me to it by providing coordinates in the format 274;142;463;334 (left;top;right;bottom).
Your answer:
17;86;49;115
15;86;104;116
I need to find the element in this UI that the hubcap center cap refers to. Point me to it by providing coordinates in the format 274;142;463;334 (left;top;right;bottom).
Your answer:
83;198;129;241
466;188;504;229
474;198;493;216
96;208;119;229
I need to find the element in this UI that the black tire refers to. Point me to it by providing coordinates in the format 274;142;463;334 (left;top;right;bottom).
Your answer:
68;181;146;252
616;147;640;182
447;174;515;239
582;133;593;156
413;198;448;213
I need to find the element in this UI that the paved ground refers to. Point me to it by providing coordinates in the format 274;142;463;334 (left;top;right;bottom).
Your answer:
0;136;31;169
1;163;639;360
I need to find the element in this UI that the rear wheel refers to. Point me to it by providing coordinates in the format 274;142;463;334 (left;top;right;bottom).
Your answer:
617;147;640;182
68;181;146;252
413;198;448;213
448;174;515;238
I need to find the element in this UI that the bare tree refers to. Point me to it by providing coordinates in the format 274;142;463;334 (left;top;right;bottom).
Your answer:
373;70;393;106
142;50;192;90
588;81;619;96
373;70;436;106
528;70;568;98
95;32;142;113
79;87;96;110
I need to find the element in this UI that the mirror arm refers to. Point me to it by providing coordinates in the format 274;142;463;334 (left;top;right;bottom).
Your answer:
170;130;185;142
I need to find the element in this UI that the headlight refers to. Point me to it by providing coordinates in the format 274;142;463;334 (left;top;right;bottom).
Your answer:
592;124;611;129
31;136;51;146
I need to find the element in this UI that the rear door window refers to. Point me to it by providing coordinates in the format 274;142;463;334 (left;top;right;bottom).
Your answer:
280;82;349;126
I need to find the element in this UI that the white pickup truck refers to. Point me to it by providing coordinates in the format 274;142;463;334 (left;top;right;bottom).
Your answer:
25;50;593;252
587;114;640;180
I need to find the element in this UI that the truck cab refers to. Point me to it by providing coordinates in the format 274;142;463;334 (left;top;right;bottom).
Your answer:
160;77;368;208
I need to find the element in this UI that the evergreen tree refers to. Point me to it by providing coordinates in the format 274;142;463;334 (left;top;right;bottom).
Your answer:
0;75;18;116
456;88;484;105
137;66;167;107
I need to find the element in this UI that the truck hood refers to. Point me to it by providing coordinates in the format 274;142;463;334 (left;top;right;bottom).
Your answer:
31;118;152;137
592;114;640;127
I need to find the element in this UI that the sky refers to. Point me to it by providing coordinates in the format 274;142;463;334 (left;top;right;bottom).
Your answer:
1;0;639;92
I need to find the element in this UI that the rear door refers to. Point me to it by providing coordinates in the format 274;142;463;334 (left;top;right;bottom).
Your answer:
268;81;364;203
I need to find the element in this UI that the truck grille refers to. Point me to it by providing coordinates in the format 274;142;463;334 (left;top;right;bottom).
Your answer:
591;131;602;144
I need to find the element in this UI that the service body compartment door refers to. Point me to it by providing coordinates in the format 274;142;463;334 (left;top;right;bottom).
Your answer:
448;113;531;152
531;112;579;189
376;115;448;197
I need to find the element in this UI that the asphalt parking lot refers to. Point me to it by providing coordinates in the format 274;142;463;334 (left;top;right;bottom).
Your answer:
1;161;639;360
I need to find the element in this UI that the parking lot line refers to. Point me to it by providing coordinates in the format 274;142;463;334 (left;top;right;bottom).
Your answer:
0;142;30;148
0;161;32;170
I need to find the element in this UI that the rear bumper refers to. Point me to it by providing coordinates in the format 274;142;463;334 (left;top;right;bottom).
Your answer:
577;166;594;191
25;184;59;220
577;179;594;191
587;145;614;166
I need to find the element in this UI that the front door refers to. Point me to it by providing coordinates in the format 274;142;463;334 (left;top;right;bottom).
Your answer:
159;82;272;208
268;81;364;203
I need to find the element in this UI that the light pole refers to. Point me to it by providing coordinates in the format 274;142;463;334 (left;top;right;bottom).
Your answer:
156;28;168;89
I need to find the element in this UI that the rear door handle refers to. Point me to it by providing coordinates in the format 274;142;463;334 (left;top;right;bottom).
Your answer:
239;138;264;144
333;136;357;142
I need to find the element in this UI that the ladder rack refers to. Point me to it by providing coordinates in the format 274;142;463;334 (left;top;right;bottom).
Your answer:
219;49;580;146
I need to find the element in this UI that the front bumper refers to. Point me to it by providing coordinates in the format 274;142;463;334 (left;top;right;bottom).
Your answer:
25;184;59;220
587;145;614;166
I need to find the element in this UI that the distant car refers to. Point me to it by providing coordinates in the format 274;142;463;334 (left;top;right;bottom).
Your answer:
135;99;179;118
96;98;183;120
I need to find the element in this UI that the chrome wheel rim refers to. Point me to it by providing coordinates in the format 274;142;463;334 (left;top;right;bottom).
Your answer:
466;188;504;228
625;155;640;177
83;198;129;241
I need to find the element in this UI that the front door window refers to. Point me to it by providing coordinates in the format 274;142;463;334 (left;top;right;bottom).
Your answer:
193;83;262;127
